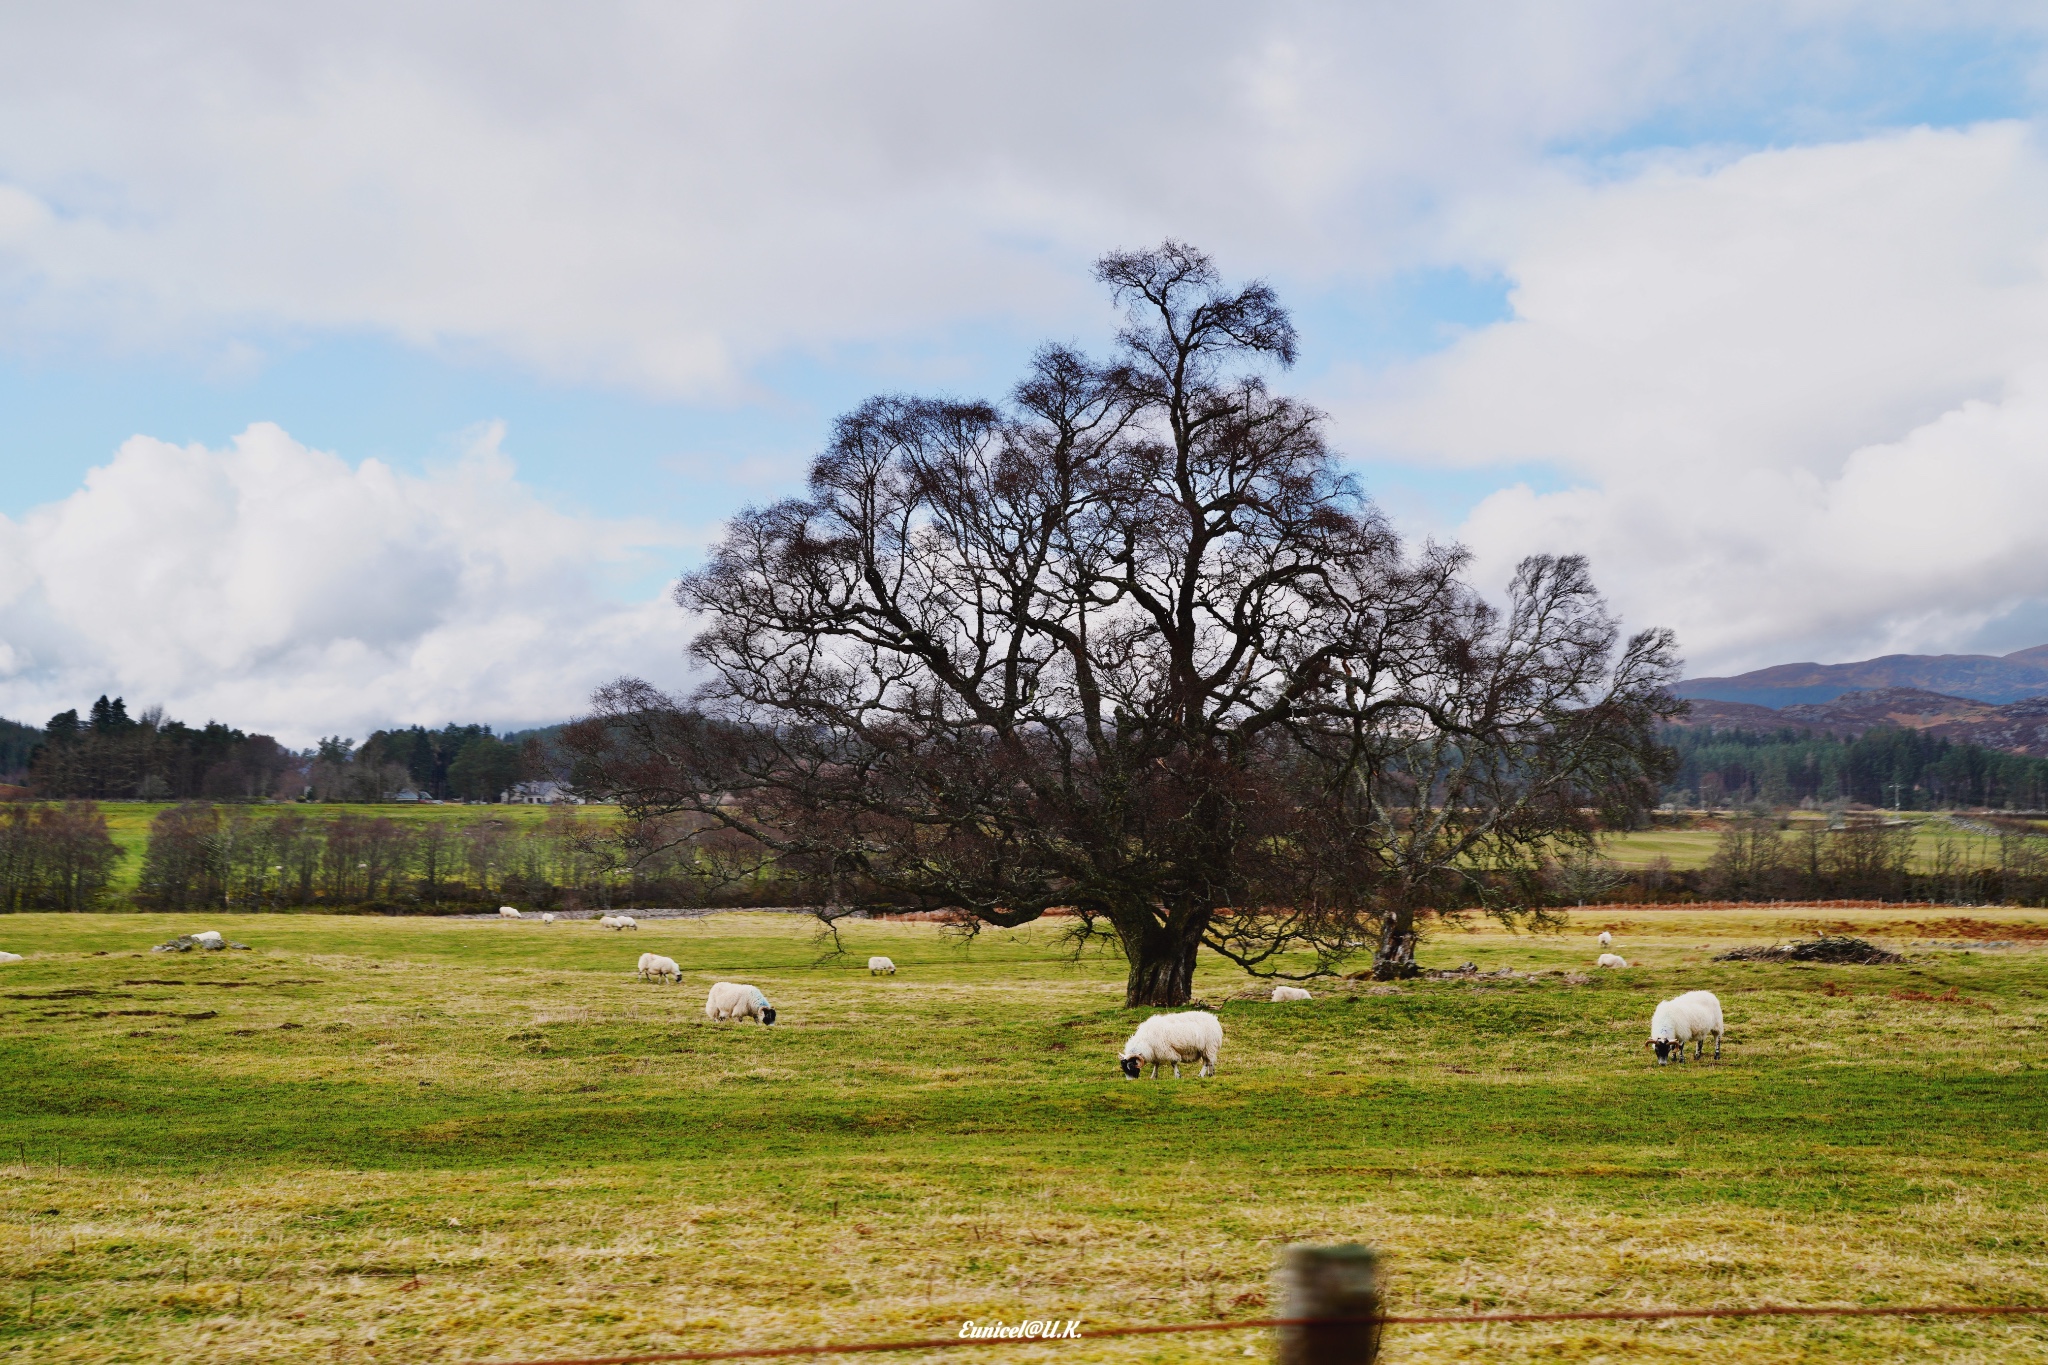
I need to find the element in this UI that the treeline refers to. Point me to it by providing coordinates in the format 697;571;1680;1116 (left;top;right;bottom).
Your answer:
129;804;777;913
0;802;124;910
1664;724;2048;810
18;696;561;803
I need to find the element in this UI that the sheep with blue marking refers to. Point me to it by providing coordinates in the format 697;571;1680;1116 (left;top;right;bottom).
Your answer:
705;981;776;1024
1118;1011;1222;1079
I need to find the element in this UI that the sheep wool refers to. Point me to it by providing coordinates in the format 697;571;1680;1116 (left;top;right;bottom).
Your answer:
639;953;681;984
1597;953;1628;968
1118;1010;1223;1079
1270;985;1312;1002
615;915;638;930
705;981;776;1025
867;956;897;975
498;906;523;919
540;912;556;924
599;915;637;931
1649;990;1724;1065
1597;931;1613;947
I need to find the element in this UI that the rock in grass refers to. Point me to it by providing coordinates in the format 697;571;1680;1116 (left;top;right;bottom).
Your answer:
151;935;251;953
1715;935;1902;965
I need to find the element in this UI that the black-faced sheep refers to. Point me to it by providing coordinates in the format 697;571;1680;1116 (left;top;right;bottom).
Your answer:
705;981;776;1024
1118;1011;1223;1079
1648;990;1724;1064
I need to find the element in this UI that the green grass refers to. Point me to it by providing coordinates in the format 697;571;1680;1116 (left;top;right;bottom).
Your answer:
0;907;2044;1362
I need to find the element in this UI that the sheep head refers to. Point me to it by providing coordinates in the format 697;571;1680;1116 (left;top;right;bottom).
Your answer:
1119;1056;1141;1079
760;1007;776;1025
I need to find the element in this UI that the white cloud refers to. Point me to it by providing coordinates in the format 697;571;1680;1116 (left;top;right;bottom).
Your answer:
0;425;690;743
0;3;2026;394
1337;122;2048;673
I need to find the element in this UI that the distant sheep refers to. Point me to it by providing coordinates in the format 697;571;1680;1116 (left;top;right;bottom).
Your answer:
1648;989;1724;1065
1270;985;1312;1002
1597;953;1628;969
615;915;638;931
637;952;681;984
599;915;639;931
705;981;776;1024
498;906;523;919
1597;931;1613;947
1118;1011;1223;1080
540;912;555;924
867;956;897;975
0;952;20;964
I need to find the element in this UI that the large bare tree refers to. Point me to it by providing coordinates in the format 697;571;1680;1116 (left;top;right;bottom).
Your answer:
569;243;1679;1004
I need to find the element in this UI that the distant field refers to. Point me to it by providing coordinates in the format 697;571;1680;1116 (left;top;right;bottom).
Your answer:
1601;814;2018;874
0;906;2043;1363
88;803;617;897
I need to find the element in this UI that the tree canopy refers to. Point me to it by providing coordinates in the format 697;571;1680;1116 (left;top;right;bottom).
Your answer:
570;243;1680;1003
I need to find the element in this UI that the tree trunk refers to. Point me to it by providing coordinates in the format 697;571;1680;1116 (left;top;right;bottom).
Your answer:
1117;906;1210;1007
1372;906;1419;981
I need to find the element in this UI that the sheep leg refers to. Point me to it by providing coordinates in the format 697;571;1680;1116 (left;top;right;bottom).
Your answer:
1172;1062;1182;1079
1200;1056;1215;1078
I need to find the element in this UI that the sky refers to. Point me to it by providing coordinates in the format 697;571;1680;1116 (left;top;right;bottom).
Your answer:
4;3;2048;743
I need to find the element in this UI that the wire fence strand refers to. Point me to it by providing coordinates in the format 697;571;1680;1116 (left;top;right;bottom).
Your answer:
477;1302;2048;1365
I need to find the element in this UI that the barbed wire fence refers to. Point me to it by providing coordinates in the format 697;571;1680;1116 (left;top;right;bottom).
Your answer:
473;1245;2048;1365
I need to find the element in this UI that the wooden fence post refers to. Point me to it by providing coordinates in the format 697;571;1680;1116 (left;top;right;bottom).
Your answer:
1275;1243;1380;1364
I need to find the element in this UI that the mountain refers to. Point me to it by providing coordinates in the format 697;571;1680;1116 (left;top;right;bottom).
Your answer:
1676;644;2048;707
1670;687;2048;758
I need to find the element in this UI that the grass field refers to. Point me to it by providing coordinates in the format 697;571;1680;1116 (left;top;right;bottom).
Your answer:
2;907;2044;1363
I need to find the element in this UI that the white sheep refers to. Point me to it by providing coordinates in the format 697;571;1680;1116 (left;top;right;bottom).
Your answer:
540;912;556;924
0;952;20;964
615;915;638;931
1648;989;1724;1065
705;981;776;1025
1597;953;1628;969
638;952;681;983
868;956;897;975
1270;985;1312;1002
598;915;638;931
1118;1011;1223;1079
1597;930;1613;947
498;906;523;919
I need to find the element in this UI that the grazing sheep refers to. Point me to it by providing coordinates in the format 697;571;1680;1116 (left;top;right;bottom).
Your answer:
541;912;556;924
705;981;776;1024
0;952;20;964
599;915;638;931
1597;931;1613;947
1597;953;1628;968
1118;1011;1223;1079
498;906;523;919
615;915;638;931
638;953;681;983
868;956;897;975
1270;985;1312;1002
1648;989;1724;1065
